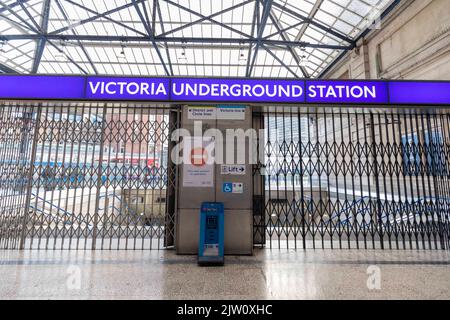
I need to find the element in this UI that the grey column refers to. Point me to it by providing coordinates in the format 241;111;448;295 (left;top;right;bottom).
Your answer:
176;105;253;255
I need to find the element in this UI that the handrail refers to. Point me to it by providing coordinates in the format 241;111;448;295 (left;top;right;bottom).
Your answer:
98;192;137;216
29;204;70;226
28;191;145;229
326;196;450;228
329;196;371;222
378;196;450;227
30;192;91;227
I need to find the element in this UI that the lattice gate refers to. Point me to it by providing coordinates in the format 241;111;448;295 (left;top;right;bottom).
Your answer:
253;107;450;250
0;101;179;250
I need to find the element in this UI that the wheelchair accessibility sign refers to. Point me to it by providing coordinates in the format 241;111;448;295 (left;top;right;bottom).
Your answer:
222;182;244;194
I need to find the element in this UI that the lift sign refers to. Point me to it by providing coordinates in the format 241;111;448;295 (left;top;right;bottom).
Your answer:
221;164;246;175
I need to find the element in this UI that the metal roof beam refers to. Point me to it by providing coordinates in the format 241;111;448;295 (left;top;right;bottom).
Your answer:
43;41;326;52
161;0;253;39
18;0;41;31
0;0;39;33
155;0;174;76
51;0;148;36
271;1;354;45
151;0;157;33
31;0;51;73
261;44;300;78
160;0;255;37
140;0;153;35
294;0;324;42
0;12;30;32
46;39;87;74
264;20;306;39
245;1;259;77
53;0;98;74
247;0;273;77
141;0;173;75
132;0;170;76
0;0;29;14
0;61;18;73
1;34;353;50
265;1;308;77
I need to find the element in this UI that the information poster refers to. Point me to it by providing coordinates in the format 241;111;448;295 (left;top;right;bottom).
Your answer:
182;137;215;187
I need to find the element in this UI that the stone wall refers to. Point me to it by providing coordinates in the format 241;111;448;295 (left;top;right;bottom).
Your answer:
323;0;450;80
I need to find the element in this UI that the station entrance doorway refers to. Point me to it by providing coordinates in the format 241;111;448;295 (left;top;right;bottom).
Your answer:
253;107;450;250
0;101;449;251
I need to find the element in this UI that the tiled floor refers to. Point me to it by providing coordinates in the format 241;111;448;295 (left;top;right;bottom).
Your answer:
0;249;449;300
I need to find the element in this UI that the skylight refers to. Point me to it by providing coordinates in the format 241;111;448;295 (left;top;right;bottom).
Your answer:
0;0;396;78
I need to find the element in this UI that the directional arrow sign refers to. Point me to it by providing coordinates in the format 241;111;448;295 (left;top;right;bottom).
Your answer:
221;165;246;175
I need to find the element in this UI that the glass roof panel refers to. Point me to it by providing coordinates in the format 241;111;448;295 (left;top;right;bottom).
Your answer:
0;0;396;76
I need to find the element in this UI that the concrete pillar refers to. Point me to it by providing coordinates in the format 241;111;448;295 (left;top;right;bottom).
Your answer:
350;41;371;79
175;105;253;255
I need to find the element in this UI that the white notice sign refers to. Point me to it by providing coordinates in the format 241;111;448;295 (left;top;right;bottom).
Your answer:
232;182;244;194
217;105;246;120
221;165;246;175
182;137;215;187
187;106;216;120
187;105;246;120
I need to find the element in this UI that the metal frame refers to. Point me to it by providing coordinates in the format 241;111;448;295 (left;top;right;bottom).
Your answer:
0;96;449;251
0;0;397;77
0;101;180;250
0;34;354;49
253;108;450;250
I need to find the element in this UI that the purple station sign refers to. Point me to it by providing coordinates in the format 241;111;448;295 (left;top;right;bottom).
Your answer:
305;80;389;104
171;78;305;103
0;75;449;106
389;81;450;105
85;77;170;101
0;75;85;99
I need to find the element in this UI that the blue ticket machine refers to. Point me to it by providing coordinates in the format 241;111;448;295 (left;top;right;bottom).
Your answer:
198;202;224;266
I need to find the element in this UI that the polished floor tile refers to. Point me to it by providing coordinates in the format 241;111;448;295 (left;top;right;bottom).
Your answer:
0;249;449;300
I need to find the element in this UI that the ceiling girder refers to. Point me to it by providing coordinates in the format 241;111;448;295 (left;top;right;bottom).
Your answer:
162;0;253;40
271;1;355;45
0;61;18;73
1;34;353;50
31;0;51;73
159;0;255;38
132;0;170;76
0;0;392;77
247;0;273;77
53;0;98;74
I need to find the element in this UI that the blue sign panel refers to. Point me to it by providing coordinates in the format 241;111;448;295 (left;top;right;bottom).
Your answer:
389;81;450;105
0;75;84;99
85;77;170;100
0;75;449;106
306;80;389;104
222;183;233;193
171;78;305;103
